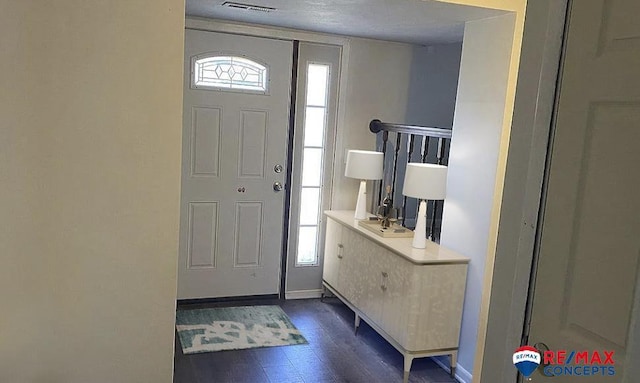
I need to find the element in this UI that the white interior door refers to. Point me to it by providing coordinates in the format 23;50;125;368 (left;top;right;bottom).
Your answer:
177;29;292;299
527;0;640;381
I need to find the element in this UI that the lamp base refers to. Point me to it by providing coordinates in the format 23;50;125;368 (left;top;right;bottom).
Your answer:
412;200;427;249
354;180;368;220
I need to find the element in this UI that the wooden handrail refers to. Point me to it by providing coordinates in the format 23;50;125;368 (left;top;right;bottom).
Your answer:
369;119;452;139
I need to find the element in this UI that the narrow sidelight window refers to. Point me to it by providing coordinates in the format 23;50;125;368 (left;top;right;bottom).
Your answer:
296;63;330;266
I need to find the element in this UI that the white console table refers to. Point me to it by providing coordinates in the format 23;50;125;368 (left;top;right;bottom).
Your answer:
322;210;470;383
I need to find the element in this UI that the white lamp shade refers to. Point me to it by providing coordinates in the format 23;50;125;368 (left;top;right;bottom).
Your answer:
402;163;447;200
345;150;383;180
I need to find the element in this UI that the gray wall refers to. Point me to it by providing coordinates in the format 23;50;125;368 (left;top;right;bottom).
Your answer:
394;43;462;228
391;43;463;229
406;43;463;128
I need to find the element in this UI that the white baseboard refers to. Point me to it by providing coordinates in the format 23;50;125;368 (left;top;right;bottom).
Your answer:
432;356;472;383
285;289;324;300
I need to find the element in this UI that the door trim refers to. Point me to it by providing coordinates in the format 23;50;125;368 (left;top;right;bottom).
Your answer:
520;0;574;351
475;0;569;382
279;40;300;299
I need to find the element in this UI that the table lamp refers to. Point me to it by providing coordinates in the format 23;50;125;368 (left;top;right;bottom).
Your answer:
402;163;447;248
345;150;384;220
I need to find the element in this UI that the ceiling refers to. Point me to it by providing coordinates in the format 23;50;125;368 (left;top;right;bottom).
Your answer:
185;0;508;45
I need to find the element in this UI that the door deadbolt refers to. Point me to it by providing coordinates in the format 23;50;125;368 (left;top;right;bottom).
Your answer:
274;164;283;173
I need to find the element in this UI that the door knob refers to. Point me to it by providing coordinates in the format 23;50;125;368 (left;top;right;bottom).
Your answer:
533;342;555;377
273;182;284;192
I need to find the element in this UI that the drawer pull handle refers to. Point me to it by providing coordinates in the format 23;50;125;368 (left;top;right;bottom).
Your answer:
380;272;388;291
337;243;344;259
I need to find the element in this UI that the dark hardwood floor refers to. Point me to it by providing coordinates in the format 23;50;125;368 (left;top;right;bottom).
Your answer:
174;298;457;383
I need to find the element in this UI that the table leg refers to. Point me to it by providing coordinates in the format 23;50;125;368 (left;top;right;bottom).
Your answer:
403;354;414;383
450;351;457;378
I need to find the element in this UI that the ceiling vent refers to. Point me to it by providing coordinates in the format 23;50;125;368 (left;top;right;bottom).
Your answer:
221;2;276;13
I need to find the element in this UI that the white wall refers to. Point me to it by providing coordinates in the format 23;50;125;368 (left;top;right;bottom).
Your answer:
439;14;516;381
0;1;185;382
331;38;414;210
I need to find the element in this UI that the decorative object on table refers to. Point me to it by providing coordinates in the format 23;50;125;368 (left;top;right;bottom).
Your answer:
344;150;384;220
378;185;395;228
175;305;307;354
402;162;447;249
358;218;413;238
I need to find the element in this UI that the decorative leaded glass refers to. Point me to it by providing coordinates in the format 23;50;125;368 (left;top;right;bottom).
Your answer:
194;56;267;92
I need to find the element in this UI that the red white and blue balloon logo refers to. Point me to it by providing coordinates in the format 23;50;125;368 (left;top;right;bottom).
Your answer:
513;346;541;378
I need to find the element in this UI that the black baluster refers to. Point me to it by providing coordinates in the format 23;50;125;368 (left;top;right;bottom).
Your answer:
390;132;402;206
378;131;389;207
437;137;446;165
421;136;430;163
417;136;431;231
402;134;416;226
430;200;440;241
430;138;447;241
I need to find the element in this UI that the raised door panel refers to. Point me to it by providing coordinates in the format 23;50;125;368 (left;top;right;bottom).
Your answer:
187;202;218;269
322;218;342;289
190;107;221;177
237;110;267;178
233;202;263;267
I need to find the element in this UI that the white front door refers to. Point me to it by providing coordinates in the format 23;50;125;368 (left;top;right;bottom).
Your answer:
177;29;293;299
527;0;640;381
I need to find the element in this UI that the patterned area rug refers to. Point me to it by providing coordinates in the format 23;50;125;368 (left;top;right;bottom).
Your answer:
175;305;307;354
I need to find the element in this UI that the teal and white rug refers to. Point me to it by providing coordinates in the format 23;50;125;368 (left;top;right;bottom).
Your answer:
175;305;307;354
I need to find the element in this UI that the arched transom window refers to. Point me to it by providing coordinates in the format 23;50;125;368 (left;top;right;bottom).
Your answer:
193;55;268;92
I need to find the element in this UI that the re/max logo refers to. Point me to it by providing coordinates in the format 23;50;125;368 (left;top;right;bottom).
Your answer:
541;350;616;377
514;353;540;362
543;350;615;365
